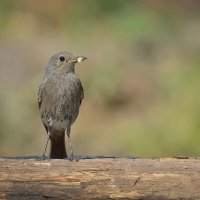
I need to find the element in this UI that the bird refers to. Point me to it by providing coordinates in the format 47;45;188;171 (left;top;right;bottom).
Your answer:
38;51;87;159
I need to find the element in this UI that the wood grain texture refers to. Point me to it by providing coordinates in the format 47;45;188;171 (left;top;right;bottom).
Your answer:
0;157;200;200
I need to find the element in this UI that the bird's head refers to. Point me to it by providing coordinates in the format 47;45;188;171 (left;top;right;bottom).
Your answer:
45;51;87;75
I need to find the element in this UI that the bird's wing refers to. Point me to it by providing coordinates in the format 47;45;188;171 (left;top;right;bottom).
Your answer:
80;84;84;105
38;80;49;133
38;83;43;109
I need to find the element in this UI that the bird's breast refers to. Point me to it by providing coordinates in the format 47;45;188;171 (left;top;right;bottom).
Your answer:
40;73;82;130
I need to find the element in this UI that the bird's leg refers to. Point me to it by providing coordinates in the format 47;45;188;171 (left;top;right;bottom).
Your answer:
65;127;74;161
68;136;74;160
42;131;50;160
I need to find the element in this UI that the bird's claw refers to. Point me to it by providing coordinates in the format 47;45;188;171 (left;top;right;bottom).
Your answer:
69;155;79;162
41;154;48;160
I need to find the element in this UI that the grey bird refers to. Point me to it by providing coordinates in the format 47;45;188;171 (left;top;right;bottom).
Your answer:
38;51;87;159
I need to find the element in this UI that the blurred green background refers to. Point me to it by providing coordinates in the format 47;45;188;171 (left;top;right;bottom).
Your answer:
0;0;199;157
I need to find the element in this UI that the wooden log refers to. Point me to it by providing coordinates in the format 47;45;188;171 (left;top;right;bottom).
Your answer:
0;157;200;199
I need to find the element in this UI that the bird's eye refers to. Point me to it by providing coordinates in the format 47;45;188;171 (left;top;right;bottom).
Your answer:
59;56;65;61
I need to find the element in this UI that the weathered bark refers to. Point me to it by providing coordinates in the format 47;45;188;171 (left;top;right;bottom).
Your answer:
0;157;200;200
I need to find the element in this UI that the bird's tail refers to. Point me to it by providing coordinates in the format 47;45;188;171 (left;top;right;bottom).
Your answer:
50;130;67;159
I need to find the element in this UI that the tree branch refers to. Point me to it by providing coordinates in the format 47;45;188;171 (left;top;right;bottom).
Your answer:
0;157;199;199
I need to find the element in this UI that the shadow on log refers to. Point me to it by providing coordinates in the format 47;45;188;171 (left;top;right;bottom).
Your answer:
0;156;200;199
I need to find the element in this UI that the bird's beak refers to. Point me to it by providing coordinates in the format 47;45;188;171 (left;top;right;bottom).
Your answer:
76;56;87;63
70;56;87;64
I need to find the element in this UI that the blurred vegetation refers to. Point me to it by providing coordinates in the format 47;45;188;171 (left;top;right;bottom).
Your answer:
0;0;199;157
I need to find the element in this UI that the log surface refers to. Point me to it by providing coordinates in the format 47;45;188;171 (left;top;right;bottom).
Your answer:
0;157;200;200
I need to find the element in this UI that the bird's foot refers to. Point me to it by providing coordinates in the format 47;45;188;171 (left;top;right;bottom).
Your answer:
36;154;48;161
41;154;48;160
69;154;79;162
